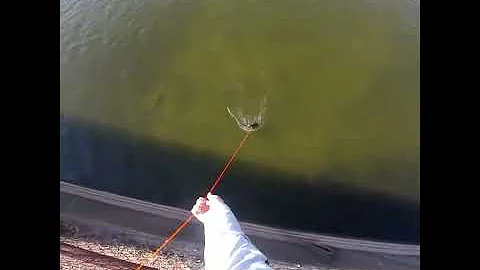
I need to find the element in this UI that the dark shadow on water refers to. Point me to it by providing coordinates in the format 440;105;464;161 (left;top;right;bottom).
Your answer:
60;115;419;244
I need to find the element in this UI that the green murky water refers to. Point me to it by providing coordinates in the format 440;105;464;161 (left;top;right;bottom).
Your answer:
60;0;419;242
61;0;419;199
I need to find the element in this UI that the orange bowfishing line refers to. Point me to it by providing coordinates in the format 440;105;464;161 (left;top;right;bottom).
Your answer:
134;131;251;270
